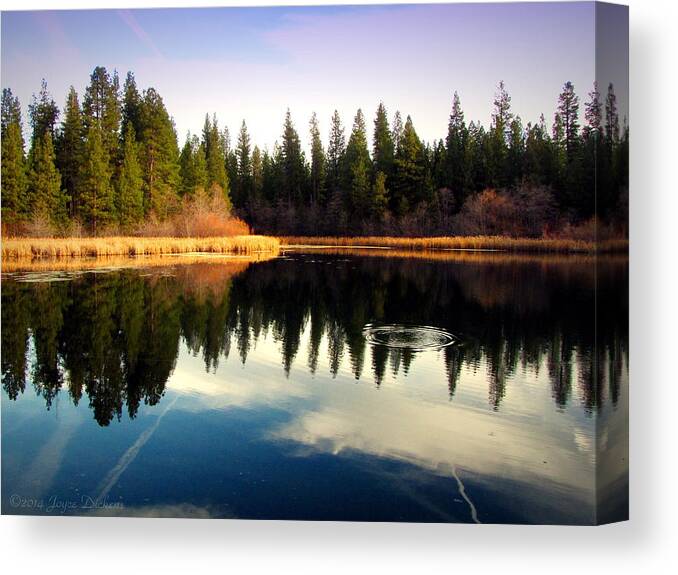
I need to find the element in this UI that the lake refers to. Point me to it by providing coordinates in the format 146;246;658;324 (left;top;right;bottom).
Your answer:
1;250;628;524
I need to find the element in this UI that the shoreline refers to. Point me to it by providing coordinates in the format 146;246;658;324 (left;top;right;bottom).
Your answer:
278;235;628;254
1;234;628;262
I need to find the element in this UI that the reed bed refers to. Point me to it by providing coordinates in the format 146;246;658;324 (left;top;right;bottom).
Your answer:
279;235;628;254
1;235;280;260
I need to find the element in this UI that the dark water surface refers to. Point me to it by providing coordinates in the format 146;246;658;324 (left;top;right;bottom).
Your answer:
1;251;628;524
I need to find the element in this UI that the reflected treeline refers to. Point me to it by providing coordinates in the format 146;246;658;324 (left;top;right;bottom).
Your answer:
1;254;628;425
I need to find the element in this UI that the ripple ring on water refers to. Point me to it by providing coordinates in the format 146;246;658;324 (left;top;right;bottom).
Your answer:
363;323;457;352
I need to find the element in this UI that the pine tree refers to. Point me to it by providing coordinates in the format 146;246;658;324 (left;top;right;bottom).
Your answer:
524;114;554;186
236;120;252;207
1;88;22;133
605;83;619;146
372;103;394;182
489;81;512;187
372;170;389;219
82;66;121;166
2;122;28;224
251;145;263;203
326;109;345;195
309;112;326;205
79;120;115;233
28;79;59;144
281;109;306;205
138;88;181;217
582;83;608;216
1;89;28;223
202;114;230;206
55;87;84;217
557;81;580;163
506;116;525;187
344;109;372;216
117;124;144;228
391;110;403;152
445;92;468;197
584;82;602;136
28;132;68;225
179;134;208;197
121;71;142;138
392;115;426;214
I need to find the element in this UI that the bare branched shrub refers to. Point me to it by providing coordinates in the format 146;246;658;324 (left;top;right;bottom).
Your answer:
131;184;249;238
454;184;558;238
23;213;56;238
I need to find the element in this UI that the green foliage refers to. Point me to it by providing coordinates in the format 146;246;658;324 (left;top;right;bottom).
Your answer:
82;67;121;168
309;112;326;205
251;145;263;202
55;87;84;217
1;121;28;223
28;79;59;143
557;81;580;162
1;89;28;223
444;91;468;199
79;120;115;232
281;109;307;205
372;170;389;218
373;103;394;181
488;81;512;187
202;114;230;206
236;120;252;207
0;70;628;236
122;72;143;139
1;88;22;134
344;109;372;216
139;88;181;218
28;132;68;226
117;124;144;228
325;110;345;195
179;134;208;197
392;115;426;214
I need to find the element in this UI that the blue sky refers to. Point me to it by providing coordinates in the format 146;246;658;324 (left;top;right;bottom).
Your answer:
1;3;628;152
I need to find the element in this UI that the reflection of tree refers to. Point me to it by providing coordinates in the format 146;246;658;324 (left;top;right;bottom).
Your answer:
548;333;573;409
1;282;31;400
1;253;628;423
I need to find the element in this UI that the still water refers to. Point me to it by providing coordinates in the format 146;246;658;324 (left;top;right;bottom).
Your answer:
1;251;628;524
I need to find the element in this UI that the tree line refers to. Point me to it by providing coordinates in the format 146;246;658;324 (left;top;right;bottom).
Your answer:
1;67;628;237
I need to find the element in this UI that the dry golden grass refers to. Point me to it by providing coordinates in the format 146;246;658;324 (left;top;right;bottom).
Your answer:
279;235;628;254
1;252;278;273
1;235;280;260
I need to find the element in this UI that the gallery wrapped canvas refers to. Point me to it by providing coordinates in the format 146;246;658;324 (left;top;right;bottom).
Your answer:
0;2;628;524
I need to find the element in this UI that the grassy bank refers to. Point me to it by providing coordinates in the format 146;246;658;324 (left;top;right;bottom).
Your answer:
1;235;280;260
279;235;628;253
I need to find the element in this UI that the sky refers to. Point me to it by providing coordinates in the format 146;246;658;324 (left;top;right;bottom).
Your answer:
1;2;628;152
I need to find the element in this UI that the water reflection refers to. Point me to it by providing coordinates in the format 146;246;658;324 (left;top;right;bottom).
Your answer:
2;252;628;425
1;251;628;524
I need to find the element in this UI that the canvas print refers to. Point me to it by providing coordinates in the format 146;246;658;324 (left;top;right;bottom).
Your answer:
0;2;628;524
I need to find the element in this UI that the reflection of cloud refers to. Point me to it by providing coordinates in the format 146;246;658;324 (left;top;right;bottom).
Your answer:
166;343;313;410
270;384;595;494
24;416;80;500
